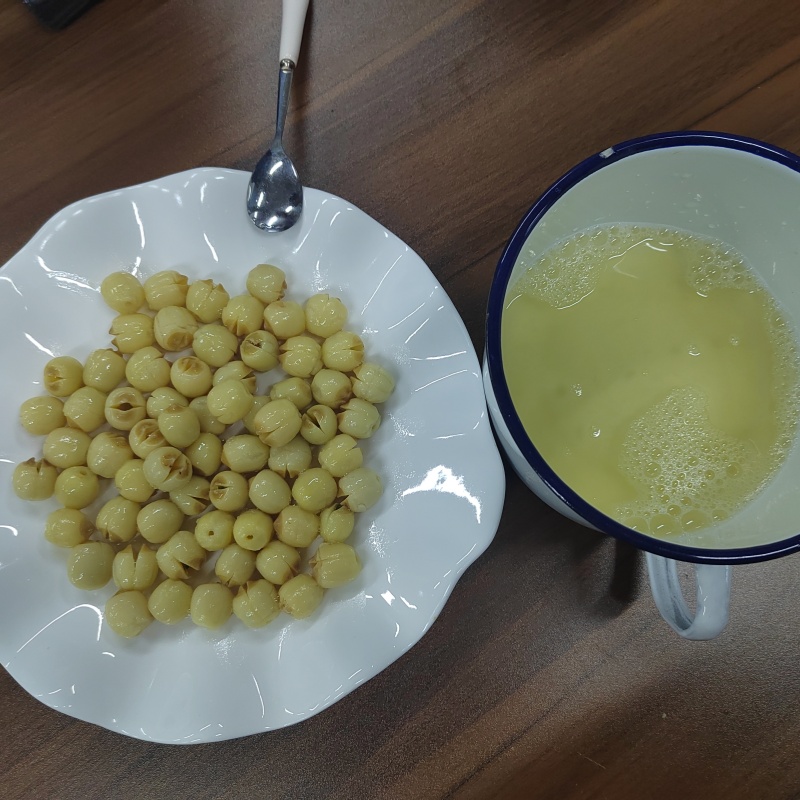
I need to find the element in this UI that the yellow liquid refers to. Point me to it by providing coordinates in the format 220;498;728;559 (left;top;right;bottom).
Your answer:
502;225;800;538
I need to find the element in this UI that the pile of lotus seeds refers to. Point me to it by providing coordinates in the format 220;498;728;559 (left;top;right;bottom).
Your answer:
12;265;394;637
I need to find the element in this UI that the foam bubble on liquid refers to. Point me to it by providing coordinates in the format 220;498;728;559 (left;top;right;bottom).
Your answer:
514;224;763;309
683;238;758;296
767;307;800;460
514;225;631;309
617;387;765;535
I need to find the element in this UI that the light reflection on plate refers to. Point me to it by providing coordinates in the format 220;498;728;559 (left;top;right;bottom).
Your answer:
0;168;505;744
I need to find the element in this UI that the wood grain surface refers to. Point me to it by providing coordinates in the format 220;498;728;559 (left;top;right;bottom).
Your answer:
3;1;800;798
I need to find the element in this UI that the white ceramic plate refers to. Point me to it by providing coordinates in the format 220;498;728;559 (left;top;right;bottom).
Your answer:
0;168;505;743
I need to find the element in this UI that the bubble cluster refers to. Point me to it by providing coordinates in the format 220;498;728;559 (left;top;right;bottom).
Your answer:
767;311;800;449
515;224;764;307
514;226;629;309
615;388;766;535
684;240;756;295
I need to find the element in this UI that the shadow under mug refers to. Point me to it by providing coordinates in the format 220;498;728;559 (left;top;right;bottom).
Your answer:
484;131;800;640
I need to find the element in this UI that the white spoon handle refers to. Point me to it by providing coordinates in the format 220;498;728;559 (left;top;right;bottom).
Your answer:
279;0;310;64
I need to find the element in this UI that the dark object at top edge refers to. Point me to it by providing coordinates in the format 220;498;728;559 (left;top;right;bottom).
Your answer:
23;0;101;30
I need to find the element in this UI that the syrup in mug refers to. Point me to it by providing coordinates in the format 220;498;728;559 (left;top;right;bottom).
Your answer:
502;225;800;538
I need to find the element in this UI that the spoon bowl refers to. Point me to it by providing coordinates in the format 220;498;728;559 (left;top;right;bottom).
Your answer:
246;0;309;233
247;135;303;232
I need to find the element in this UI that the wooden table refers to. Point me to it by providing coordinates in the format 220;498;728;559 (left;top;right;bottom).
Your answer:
3;1;800;797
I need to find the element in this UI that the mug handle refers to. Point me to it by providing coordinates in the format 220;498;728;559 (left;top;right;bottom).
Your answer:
645;553;731;640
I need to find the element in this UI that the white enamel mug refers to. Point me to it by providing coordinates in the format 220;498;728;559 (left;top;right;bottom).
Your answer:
484;131;800;640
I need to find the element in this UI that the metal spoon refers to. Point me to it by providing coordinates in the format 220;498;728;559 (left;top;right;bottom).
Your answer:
246;0;310;232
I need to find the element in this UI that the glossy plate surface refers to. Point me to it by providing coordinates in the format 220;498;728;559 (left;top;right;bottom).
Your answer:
0;168;505;743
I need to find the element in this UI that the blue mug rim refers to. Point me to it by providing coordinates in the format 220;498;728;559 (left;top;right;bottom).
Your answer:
485;130;800;565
